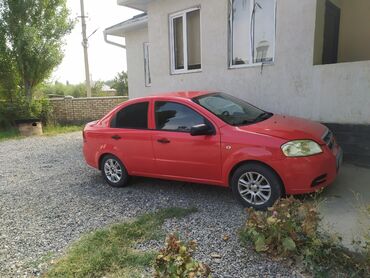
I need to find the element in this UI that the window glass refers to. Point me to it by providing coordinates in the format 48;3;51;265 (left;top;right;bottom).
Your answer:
231;0;251;65
173;16;184;70
253;0;275;63
143;43;151;86
114;102;149;129
187;9;201;70
155;102;206;132
170;8;201;73
229;0;275;67
193;93;267;126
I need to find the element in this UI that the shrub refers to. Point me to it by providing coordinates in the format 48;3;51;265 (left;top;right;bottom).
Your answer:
154;234;211;278
241;197;369;277
0;97;53;129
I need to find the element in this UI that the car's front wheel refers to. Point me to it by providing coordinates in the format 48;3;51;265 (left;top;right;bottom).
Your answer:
231;163;282;210
101;155;129;187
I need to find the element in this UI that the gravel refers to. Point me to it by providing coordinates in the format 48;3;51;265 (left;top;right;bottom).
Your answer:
0;132;301;277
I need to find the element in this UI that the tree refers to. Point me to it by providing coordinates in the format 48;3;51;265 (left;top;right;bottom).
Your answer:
111;71;128;96
0;0;73;102
0;18;19;102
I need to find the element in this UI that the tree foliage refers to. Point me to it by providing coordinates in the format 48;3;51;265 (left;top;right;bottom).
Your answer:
0;0;73;102
111;71;128;96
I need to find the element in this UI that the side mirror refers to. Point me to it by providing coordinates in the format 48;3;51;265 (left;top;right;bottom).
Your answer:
190;124;214;136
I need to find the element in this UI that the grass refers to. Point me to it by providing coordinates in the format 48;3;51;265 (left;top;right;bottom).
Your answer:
45;207;197;278
0;128;19;141
43;125;83;136
0;124;83;141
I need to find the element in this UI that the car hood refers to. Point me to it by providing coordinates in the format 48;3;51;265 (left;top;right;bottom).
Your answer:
239;114;327;143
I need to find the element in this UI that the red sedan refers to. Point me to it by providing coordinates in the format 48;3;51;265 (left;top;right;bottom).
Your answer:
83;92;342;210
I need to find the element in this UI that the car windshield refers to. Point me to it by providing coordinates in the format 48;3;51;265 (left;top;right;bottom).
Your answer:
193;93;273;126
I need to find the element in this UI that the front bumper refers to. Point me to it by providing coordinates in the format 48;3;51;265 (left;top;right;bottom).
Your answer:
271;144;342;195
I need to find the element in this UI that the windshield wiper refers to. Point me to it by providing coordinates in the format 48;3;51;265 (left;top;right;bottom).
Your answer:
252;112;273;123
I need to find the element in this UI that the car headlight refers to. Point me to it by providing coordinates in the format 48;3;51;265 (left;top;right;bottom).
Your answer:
281;140;322;157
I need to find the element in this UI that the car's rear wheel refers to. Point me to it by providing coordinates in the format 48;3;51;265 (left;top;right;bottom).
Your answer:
101;155;129;187
231;163;282;210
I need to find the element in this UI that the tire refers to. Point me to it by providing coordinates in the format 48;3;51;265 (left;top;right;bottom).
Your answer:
100;155;129;188
231;163;282;210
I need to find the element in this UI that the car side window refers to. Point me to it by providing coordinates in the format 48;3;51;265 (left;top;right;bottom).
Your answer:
112;102;149;129
155;101;207;132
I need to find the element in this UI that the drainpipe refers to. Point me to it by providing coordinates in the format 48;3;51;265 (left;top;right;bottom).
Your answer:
103;31;126;49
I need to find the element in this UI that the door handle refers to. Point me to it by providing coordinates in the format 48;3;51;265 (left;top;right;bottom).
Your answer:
111;135;121;140
157;138;170;144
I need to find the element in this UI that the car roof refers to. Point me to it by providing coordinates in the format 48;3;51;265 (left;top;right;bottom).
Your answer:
149;91;213;99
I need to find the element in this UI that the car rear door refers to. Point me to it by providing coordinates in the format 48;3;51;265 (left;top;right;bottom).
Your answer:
152;100;222;183
108;101;155;175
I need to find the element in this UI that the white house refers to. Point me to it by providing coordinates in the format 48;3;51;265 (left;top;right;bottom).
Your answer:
104;0;370;165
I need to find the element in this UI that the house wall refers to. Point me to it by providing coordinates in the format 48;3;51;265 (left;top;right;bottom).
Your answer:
125;28;151;99
314;0;370;64
125;0;370;124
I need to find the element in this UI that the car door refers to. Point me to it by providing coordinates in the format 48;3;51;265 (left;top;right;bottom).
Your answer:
108;101;155;175
152;100;222;183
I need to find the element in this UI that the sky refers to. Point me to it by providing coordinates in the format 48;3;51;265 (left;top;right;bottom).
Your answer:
51;0;140;85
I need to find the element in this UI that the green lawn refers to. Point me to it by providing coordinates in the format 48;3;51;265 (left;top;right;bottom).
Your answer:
45;207;197;278
43;125;83;136
0;128;20;141
0;125;83;141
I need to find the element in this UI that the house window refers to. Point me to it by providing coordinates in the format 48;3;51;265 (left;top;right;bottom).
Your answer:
143;42;151;86
314;0;370;65
169;7;201;74
229;0;276;67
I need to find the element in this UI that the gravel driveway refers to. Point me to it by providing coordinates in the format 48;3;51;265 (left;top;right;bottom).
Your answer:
0;132;299;277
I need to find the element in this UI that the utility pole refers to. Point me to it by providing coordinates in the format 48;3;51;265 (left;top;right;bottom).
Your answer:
80;0;92;98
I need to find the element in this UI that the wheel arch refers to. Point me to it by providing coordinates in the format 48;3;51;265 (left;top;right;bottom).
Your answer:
98;153;114;170
228;160;286;195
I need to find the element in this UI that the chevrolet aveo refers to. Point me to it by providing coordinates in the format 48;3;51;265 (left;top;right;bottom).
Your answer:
83;92;343;210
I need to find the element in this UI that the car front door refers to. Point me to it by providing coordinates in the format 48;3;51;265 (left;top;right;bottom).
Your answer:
108;101;155;175
152;101;222;183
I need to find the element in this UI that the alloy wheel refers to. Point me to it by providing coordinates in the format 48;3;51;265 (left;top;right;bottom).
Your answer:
237;171;272;206
104;158;123;183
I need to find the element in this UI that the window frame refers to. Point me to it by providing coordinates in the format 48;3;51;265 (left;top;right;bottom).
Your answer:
228;0;277;69
143;42;151;87
169;6;202;75
154;101;214;133
110;101;150;130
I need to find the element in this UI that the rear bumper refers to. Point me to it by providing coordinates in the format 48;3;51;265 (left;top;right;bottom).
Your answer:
83;142;99;169
272;145;342;195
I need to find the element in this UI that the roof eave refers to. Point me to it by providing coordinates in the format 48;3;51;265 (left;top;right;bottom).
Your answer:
104;14;148;37
117;0;152;12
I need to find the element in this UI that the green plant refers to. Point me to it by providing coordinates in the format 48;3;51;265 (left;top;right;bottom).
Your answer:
154;234;211;278
242;197;320;255
46;207;197;277
0;97;53;129
0;0;73;102
241;197;369;277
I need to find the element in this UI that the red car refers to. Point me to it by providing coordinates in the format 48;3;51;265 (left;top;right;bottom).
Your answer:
83;92;342;210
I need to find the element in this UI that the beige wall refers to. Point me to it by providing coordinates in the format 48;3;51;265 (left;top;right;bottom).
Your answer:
125;28;152;99
314;0;370;64
125;0;370;124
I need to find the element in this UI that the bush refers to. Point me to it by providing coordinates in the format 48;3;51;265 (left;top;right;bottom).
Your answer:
241;197;369;277
0;97;53;129
154;234;211;278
